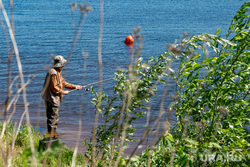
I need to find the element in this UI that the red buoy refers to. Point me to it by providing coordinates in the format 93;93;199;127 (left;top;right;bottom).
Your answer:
124;35;134;45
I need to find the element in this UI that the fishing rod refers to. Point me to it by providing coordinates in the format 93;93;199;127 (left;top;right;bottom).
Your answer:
69;77;115;92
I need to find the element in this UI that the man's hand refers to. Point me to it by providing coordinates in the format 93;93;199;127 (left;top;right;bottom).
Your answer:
76;85;83;90
62;90;70;95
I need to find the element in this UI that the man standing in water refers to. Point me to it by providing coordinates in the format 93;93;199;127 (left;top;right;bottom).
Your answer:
41;55;82;138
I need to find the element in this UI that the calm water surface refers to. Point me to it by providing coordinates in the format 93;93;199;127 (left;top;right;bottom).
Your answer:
0;0;245;154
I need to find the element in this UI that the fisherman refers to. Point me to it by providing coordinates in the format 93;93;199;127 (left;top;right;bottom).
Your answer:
41;55;82;138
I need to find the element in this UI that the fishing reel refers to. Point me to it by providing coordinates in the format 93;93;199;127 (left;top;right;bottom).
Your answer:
85;88;90;91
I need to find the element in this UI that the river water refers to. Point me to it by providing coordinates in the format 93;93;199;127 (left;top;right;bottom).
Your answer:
0;0;245;155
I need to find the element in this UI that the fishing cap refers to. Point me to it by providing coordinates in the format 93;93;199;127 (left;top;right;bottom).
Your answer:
52;55;67;68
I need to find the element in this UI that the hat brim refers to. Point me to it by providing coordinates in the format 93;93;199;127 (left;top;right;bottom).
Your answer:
52;60;67;68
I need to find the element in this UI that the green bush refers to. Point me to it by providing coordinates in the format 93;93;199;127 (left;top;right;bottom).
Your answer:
129;1;250;166
84;1;250;166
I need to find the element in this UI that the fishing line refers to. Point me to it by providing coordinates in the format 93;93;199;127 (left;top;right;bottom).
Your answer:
69;77;115;92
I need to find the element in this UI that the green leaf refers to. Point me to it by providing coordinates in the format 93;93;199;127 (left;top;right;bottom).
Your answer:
191;54;201;60
181;72;190;77
208;142;222;149
164;133;174;142
215;28;221;35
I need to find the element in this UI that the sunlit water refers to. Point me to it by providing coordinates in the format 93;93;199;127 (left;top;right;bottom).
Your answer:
0;0;244;155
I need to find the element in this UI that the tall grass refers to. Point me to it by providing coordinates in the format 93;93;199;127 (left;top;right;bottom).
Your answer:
0;1;89;166
0;0;249;167
0;123;85;166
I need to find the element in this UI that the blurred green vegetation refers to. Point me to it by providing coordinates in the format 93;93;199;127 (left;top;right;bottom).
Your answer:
0;123;85;167
85;1;250;166
0;1;249;167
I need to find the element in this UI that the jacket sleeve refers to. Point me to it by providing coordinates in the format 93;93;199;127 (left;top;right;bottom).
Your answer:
50;74;63;94
62;78;77;89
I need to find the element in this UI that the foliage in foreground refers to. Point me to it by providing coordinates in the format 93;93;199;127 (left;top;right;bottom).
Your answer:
85;2;250;166
0;1;249;167
0;123;85;167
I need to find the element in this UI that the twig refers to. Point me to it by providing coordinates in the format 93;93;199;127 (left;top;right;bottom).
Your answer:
91;0;104;166
71;51;88;167
0;75;19;117
64;3;92;79
126;106;151;165
0;1;37;166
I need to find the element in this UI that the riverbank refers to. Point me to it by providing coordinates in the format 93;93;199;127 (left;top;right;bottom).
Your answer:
0;123;85;166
